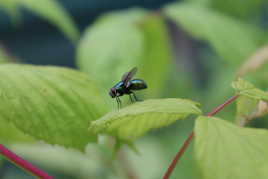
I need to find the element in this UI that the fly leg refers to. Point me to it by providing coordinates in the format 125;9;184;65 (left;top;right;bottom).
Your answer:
116;97;122;110
129;94;134;103
132;92;140;102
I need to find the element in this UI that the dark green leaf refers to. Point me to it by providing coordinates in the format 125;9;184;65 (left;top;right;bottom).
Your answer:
4;0;79;42
0;0;20;23
164;3;261;64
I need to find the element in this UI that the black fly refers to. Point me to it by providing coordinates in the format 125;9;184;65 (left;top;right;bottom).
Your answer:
109;67;147;109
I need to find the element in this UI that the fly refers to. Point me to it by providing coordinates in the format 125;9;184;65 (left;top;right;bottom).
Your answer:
109;67;147;109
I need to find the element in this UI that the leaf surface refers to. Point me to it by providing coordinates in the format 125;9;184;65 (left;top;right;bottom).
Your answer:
0;64;107;150
232;78;268;101
164;3;261;64
90;98;201;140
195;116;268;179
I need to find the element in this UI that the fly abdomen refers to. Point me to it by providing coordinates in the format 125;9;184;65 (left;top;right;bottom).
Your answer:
127;79;147;90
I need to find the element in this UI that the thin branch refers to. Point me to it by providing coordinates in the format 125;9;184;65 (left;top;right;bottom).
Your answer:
207;95;239;117
0;144;53;179
163;95;239;179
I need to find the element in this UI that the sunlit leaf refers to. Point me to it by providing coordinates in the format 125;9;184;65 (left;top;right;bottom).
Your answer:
232;78;268;101
195;116;268;179
12;0;79;42
0;119;34;143
0;64;108;150
90;98;202;141
164;2;261;64
233;79;268;125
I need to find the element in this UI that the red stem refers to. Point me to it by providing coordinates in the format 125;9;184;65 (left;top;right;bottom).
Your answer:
163;95;239;179
0;144;53;179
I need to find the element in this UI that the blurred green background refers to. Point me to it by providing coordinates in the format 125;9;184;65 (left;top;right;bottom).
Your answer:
0;0;268;178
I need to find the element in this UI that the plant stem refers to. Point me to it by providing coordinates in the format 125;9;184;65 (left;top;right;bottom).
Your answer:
0;144;53;179
163;95;239;179
206;95;239;117
118;149;138;179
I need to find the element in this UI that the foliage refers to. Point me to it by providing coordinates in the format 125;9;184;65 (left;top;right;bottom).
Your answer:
90;98;201;141
0;64;107;150
1;0;268;178
0;0;79;42
195;116;268;179
163;2;262;65
77;9;172;98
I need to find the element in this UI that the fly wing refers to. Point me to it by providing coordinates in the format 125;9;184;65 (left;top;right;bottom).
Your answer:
121;67;138;85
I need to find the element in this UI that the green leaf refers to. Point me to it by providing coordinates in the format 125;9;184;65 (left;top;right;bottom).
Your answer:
77;9;146;92
210;0;264;19
90;98;202;141
188;0;265;19
0;0;20;23
13;0;79;42
0;64;108;150
195;116;268;179
0;119;34;143
138;15;172;97
232;78;268;102
164;2;261;64
235;96;258;126
77;9;172;98
11;143;104;178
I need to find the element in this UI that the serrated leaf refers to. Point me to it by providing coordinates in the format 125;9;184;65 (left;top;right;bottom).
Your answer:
77;9;172;98
13;0;79;42
195;116;268;179
0;64;108;150
90;98;202;141
232;78;268;101
164;3;261;64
